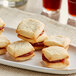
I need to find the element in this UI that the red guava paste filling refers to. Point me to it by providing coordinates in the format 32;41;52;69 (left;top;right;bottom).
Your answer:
42;54;64;63
32;42;44;47
17;51;33;58
0;26;4;30
18;34;31;39
39;30;44;37
18;30;44;39
0;47;6;49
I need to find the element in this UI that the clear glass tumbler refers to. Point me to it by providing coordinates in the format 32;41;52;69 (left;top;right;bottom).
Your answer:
0;0;27;7
68;0;76;20
42;0;62;14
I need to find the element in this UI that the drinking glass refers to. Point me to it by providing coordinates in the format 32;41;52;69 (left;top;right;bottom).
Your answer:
42;0;62;14
68;0;76;20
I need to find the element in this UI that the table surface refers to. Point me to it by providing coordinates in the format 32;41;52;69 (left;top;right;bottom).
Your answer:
18;0;68;24
0;0;76;76
18;0;76;27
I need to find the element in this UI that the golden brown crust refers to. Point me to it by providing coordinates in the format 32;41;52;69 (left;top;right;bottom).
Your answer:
14;53;35;61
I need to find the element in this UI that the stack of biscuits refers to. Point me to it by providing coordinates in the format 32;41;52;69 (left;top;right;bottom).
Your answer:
16;18;48;50
7;18;47;61
0;18;10;55
42;35;71;69
6;18;71;69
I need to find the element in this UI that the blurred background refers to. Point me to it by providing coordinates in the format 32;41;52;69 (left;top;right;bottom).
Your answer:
0;0;76;27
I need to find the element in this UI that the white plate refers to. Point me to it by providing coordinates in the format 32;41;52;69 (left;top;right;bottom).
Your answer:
0;7;76;74
0;27;76;74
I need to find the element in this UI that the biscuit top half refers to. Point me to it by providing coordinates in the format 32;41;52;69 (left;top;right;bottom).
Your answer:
0;18;5;27
42;46;69;61
0;35;10;48
7;41;35;57
16;18;45;39
44;35;71;47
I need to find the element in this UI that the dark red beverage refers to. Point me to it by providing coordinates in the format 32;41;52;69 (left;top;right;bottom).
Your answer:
43;0;62;11
68;0;76;17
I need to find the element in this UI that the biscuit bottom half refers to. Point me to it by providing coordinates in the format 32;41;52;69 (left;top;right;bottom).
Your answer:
42;54;69;69
43;60;69;69
0;29;4;35
0;26;4;34
0;48;6;54
17;31;47;44
13;51;35;61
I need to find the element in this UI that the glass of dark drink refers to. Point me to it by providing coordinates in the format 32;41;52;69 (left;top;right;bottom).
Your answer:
68;0;76;19
42;0;62;13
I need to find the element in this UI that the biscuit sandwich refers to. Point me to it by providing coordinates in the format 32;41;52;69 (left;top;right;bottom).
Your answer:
7;41;35;61
42;46;69;69
44;35;71;50
16;18;47;50
0;35;10;54
0;18;5;34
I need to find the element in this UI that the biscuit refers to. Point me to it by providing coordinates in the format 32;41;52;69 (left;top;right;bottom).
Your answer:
7;41;35;61
16;18;45;40
42;46;69;61
42;46;69;69
44;35;71;50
